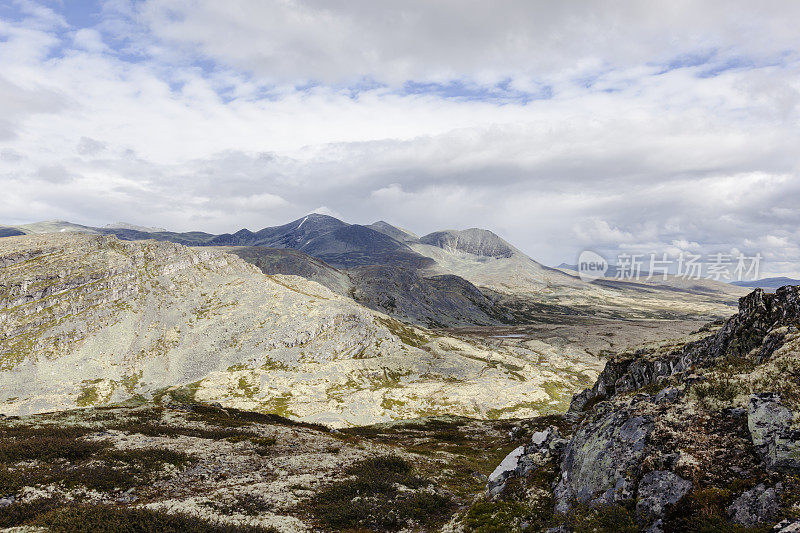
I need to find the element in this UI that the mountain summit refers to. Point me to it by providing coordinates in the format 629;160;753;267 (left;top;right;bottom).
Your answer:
419;228;516;258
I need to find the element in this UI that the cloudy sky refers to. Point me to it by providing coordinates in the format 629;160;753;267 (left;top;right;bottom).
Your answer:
1;1;799;274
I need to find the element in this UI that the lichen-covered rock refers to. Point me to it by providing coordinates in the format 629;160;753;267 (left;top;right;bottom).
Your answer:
554;408;653;513
748;393;800;472
749;393;793;448
516;426;567;477
654;387;681;405
636;470;692;520
727;483;780;527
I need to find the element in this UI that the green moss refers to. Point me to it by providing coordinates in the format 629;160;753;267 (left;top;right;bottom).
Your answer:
76;385;101;407
120;372;143;394
236;376;258;398
376;317;428;348
486;399;556;419
260;393;295;418
558;501;638;533
381;396;406;410
463;500;529;532
692;375;749;407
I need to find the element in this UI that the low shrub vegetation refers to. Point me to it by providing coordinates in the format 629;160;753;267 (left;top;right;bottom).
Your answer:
309;455;452;531
10;504;278;532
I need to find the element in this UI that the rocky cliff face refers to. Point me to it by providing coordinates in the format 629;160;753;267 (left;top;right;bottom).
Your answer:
486;286;800;531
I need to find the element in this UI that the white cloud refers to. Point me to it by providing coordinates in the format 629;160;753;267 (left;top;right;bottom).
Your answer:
72;28;109;53
138;0;800;85
0;1;798;275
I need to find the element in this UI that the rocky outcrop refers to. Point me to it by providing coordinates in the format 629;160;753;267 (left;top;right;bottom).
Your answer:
485;285;800;530
570;287;800;414
487;446;526;497
487;426;566;497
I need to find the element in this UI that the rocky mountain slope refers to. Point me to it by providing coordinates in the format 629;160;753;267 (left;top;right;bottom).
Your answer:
0;234;619;425
216;246;508;328
368;220;420;242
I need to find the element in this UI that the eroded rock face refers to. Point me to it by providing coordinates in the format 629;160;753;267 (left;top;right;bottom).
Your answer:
554;408;653;513
636;470;692;521
748;393;800;472
727;483;780;527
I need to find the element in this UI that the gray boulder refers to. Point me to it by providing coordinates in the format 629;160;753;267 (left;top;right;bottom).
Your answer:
654;387;681;405
727;483;780;527
636;470;692;520
555;409;653;513
749;393;792;448
487;445;526;497
487;426;568;497
0;495;15;508
748;393;800;472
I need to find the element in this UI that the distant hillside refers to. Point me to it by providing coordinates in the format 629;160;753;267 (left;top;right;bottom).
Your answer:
220;245;507;327
0;227;25;237
732;277;800;292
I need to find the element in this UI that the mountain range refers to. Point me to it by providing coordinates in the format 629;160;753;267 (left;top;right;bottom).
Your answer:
1;215;751;327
